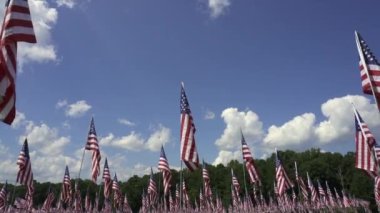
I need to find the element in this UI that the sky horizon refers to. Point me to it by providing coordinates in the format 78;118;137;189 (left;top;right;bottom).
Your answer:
0;0;380;183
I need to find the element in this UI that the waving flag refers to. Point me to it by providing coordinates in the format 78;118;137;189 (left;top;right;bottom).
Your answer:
202;161;212;197
0;182;7;210
355;31;380;110
158;146;172;196
16;139;33;187
0;0;37;124
275;150;293;196
147;168;157;204
307;172;318;204
354;108;378;177
180;82;199;171
241;132;260;184
112;173;121;207
85;117;101;183
41;187;55;212
62;166;72;203
102;158;112;199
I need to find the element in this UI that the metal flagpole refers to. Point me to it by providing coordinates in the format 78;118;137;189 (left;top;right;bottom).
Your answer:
179;161;183;212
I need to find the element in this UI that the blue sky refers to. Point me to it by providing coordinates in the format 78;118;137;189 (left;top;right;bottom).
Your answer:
1;0;380;183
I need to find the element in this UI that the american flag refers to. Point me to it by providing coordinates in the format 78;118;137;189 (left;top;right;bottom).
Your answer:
180;82;199;171
84;188;91;212
158;146;172;196
0;0;36;125
375;144;380;163
202;162;212;197
355;31;380;110
375;176;380;206
275;150;293;196
342;190;350;208
325;181;336;207
16;139;33;187
295;161;309;201
102;158;112;199
0;182;7;210
354;108;378;177
25;182;33;210
41;187;55;212
241;132;260;184
85;117;101;183
123;194;131;212
231;169;241;193
307;172;318;204
61;165;71;203
112;173;121;207
182;180;190;208
147;168;157;204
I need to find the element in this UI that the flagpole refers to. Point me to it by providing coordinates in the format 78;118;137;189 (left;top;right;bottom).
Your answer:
179;161;183;212
240;129;249;198
294;161;301;202
354;31;380;111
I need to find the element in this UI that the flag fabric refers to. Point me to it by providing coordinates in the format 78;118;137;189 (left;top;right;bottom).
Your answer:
147;168;157;204
375;144;380;163
375;176;380;207
25;182;34;211
112;173;121;207
0;0;37;125
61;166;71;203
85;117;101;183
180;83;199;171
307;172;318;204
231;169;241;194
158;146;172;196
354;109;378;177
16;139;33;187
202;161;212;197
275;150;293;196
355;31;380;110
41;187;55;212
102;158;112;199
84;188;91;212
241;132;261;184
295;162;309;201
0;182;7;210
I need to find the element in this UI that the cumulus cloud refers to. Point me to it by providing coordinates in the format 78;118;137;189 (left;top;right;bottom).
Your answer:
208;0;231;18
118;118;135;127
11;111;28;129
213;150;240;165
56;99;68;109
18;1;59;69
64;100;92;118
57;0;77;8
20;122;70;156
100;125;172;152
315;95;380;143
264;113;316;149
212;95;380;166
215;108;264;150
204;110;215;120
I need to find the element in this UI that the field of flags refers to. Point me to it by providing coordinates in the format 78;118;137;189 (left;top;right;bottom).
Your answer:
1;0;380;213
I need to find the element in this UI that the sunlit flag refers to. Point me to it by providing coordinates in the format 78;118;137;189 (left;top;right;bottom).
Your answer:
158;146;172;196
0;182;7;210
275;150;293;196
180;82;199;171
85;117;101;183
241;132;260;184
355;31;380;110
354;108;378;177
0;0;37;125
61;165;72;203
102;158;112;199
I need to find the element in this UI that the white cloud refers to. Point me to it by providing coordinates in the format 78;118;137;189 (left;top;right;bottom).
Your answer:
264;113;316;148
215;108;264;150
20;122;70;156
208;0;231;18
118;118;135;127
145;125;171;151
57;0;77;8
56;99;68;109
101;125;172;152
213;150;240;165
212;95;380;165
11;111;28;129
65;100;92;118
315;95;380;143
18;0;58;69
204;110;215;120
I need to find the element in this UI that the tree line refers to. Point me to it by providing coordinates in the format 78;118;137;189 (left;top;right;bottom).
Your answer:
3;148;375;212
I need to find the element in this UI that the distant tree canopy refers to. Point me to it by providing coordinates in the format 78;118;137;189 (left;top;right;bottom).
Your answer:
3;148;375;212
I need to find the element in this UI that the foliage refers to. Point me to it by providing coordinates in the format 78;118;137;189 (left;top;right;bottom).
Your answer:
2;149;375;212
